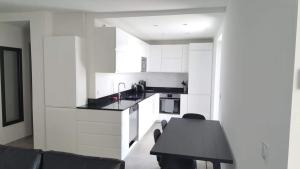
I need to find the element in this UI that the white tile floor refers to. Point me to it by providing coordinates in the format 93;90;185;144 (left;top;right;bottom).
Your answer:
125;123;213;169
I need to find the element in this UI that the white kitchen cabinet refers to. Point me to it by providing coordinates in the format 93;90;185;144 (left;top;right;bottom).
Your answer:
161;58;182;72
148;45;162;72
92;27;149;73
162;45;183;58
138;97;153;139
44;36;87;108
181;45;189;72
45;94;159;160
188;50;212;94
148;44;188;73
45;107;77;153
46;107;129;160
180;94;188;115
187;43;213;120
138;94;160;139
187;94;211;119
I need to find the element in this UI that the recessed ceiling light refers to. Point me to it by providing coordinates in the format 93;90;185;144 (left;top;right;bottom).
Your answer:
153;25;159;27
183;24;188;26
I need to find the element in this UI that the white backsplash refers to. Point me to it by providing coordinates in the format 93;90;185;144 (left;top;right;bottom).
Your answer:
95;72;188;98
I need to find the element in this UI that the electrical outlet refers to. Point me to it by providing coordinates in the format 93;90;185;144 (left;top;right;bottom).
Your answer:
261;142;269;161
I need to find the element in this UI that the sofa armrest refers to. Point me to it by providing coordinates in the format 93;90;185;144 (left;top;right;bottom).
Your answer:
42;151;125;169
0;145;42;169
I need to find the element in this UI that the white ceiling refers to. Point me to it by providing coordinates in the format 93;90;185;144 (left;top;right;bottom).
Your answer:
97;14;224;41
0;0;227;13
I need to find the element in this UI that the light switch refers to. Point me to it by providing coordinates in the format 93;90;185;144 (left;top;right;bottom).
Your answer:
261;142;269;161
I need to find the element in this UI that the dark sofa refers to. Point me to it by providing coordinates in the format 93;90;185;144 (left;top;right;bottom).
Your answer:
0;145;125;169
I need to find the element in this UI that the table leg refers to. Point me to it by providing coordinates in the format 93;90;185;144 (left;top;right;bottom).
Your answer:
213;162;221;169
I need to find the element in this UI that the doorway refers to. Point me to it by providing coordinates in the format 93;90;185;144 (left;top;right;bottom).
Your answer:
0;21;33;148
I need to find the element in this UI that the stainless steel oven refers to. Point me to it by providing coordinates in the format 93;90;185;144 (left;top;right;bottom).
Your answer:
159;93;180;114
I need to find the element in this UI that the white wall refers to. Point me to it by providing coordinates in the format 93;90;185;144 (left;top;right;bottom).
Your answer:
0;22;32;144
219;0;297;169
95;73;188;98
0;12;52;149
288;1;300;168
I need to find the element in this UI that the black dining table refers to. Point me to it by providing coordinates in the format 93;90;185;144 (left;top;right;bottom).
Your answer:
150;118;233;169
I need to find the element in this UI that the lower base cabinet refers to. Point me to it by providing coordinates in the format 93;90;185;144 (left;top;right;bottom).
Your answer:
45;94;160;160
138;94;159;139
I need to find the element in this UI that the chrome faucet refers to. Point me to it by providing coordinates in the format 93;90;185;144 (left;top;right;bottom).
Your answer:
118;82;126;101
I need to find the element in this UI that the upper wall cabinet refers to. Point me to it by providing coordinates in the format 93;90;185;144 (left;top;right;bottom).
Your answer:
92;27;150;73
148;45;188;73
44;36;87;108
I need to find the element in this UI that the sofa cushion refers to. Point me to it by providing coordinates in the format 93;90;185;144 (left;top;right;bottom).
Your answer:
42;151;125;169
0;145;42;169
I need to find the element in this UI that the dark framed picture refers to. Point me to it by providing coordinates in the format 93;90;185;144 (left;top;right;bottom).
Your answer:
0;46;24;127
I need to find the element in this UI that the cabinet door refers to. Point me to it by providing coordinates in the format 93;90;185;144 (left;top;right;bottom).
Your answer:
187;94;211;119
148;45;162;72
188;50;212;94
180;94;188;116
44;36;78;107
46;107;77;153
162;45;182;58
181;45;189;72
138;98;154;139
161;58;182;72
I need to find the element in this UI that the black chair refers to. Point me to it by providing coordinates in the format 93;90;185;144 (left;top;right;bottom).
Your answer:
153;129;197;169
182;113;207;169
161;120;167;131
182;113;206;120
153;129;162;167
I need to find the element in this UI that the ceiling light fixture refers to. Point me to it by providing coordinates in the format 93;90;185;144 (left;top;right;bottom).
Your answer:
153;25;159;27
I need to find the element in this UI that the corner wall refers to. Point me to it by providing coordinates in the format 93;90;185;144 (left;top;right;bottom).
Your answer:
288;1;300;168
220;0;297;169
0;22;32;144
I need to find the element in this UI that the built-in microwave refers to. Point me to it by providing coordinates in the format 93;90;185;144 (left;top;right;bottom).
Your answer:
159;93;180;114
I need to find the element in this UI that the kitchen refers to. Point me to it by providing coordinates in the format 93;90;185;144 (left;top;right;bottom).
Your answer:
44;13;223;161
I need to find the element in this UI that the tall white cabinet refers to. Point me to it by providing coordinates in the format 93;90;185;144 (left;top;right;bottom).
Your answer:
44;36;87;108
188;43;213;119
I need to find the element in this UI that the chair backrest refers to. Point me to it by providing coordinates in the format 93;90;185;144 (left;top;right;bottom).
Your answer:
161;120;168;131
182;113;206;120
153;129;162;166
153;129;161;143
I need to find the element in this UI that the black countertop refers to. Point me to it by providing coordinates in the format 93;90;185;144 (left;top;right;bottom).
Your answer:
78;93;155;111
77;87;187;111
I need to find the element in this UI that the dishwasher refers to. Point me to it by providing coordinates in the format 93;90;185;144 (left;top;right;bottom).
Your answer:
129;104;138;147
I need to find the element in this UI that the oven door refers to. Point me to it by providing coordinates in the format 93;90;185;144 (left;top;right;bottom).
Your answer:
160;98;180;114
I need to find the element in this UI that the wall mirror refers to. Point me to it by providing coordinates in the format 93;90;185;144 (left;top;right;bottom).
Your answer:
0;46;24;127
